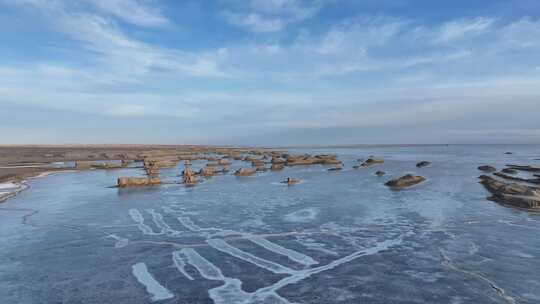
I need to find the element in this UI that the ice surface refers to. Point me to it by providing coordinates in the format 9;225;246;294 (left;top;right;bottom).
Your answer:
2;146;540;303
283;208;319;223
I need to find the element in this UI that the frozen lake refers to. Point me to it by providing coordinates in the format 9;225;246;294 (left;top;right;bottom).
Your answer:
1;145;539;303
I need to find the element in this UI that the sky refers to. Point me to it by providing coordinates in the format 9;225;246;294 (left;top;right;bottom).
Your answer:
1;0;540;145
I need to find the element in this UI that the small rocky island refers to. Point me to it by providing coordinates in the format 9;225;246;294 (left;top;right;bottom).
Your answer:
385;174;426;189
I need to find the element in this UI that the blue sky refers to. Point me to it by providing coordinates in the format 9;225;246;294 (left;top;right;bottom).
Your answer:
1;0;539;145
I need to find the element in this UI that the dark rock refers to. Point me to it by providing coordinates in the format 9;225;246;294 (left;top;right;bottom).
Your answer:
375;171;385;176
493;172;540;184
385;174;426;189
360;158;384;167
478;165;496;173
327;167;342;171
281;177;300;186
501;168;518;175
416;161;431;168
504;152;513;155
505;164;540;173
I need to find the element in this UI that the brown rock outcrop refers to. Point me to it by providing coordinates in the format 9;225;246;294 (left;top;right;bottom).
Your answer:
75;160;93;169
360;158;384;167
182;167;197;186
199;166;215;177
385;174;426;189
117;177;161;187
479;175;540;209
271;157;286;165
282;177;300;186
93;162;123;169
271;163;285;171
235;168;256;176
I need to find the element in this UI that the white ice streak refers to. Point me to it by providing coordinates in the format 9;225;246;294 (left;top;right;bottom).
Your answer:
129;209;163;235
248;236;318;266
255;238;402;295
181;248;252;304
177;216;216;232
207;239;296;274
108;234;129;248
147;209;182;236
172;251;194;280
132;262;174;302
179;238;401;304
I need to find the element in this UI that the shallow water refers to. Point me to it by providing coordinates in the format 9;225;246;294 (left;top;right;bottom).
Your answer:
1;145;539;304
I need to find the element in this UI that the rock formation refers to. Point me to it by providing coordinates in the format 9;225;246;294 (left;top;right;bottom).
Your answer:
199;166;215;177
117;177;161;187
479;175;540;209
282;177;300;186
493;172;540;184
271;163;285;171
360;158;384;167
285;154;342;166
501;168;518;175
182;165;197;186
385;174;426;189
416;161;431;168
505;164;540;173
75;161;93;169
375;171;386;176
478;165;496;173
235;168;256;176
92;162;123;169
327;167;342;171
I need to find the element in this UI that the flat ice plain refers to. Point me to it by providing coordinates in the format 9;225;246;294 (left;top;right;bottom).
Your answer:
1;145;539;303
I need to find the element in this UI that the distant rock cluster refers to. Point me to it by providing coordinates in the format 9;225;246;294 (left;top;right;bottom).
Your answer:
478;163;540;210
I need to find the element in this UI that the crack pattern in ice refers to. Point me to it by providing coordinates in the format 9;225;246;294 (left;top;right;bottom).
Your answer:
123;208;402;303
129;209;163;236
247;236;318;267
147;208;182;237
172;250;194;280
207;238;296;275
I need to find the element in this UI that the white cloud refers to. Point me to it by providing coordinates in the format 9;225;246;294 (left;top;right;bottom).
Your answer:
222;0;326;32
224;12;285;32
436;17;495;43
88;0;169;27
